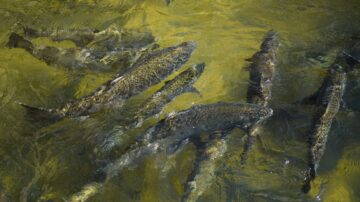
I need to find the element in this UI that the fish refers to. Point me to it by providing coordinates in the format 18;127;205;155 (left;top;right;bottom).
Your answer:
181;134;228;202
139;102;273;145
17;24;155;51
69;102;273;201
133;63;205;128
6;32;129;71
18;41;197;121
246;30;279;106
241;30;279;163
301;57;348;193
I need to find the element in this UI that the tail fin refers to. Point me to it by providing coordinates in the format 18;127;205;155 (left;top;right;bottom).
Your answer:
17;102;63;123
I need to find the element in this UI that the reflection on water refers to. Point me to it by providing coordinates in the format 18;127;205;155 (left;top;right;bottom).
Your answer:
0;0;360;201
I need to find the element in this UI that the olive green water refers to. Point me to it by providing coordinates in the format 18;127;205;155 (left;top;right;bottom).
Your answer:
1;0;360;201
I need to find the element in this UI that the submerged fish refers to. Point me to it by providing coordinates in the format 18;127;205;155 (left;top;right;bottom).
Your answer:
133;63;204;127
6;32;134;71
18;24;155;52
241;30;279;163
182;135;228;202
302;57;348;193
18;41;196;120
69;102;273;201
139;102;273;145
246;30;279;106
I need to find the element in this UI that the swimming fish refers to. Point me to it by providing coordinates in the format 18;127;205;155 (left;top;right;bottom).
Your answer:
69;102;273;201
181;134;228;202
246;30;279;106
18;24;155;52
241;30;279;163
6;32;131;71
302;57;347;193
18;41;197;121
139;102;273;146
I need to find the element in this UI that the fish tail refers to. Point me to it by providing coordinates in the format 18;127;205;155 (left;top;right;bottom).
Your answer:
17;102;63;123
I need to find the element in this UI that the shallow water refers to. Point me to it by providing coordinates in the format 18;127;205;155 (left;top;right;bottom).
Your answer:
1;0;360;201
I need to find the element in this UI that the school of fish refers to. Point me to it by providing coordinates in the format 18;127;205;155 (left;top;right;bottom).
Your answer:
7;20;360;202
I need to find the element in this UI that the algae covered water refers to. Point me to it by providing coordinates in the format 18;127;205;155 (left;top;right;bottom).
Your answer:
1;0;360;201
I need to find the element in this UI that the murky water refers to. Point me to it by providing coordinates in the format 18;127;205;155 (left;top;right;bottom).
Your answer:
1;0;360;201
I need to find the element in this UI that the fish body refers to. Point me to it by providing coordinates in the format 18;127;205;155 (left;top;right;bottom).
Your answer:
241;30;279;163
302;59;347;193
7;32;154;72
21;26;96;47
182;136;227;202
247;30;279;106
141;102;273;145
20;25;155;52
134;63;205;127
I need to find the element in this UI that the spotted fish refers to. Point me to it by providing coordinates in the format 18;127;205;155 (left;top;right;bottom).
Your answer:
182;134;228;202
7;32;158;72
241;30;279;163
18;24;155;52
302;57;348;193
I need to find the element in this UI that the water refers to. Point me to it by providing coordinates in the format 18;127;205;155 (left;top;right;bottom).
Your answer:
1;0;360;201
